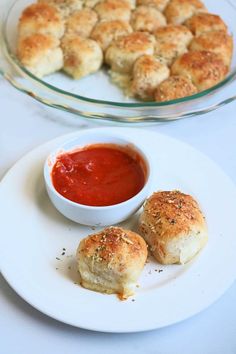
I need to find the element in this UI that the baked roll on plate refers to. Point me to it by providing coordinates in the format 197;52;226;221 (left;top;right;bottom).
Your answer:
140;191;208;265
77;226;147;299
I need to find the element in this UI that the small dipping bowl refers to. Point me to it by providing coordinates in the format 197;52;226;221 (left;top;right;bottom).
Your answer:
44;131;153;226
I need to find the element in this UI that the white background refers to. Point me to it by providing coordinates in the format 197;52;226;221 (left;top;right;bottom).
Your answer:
0;78;236;353
0;0;236;350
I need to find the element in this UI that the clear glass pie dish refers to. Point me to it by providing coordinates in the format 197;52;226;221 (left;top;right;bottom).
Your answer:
0;0;236;124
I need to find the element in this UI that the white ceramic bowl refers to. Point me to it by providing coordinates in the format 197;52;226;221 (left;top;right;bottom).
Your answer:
44;131;153;226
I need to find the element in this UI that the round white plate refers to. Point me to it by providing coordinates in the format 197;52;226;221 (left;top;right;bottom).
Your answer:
1;128;236;333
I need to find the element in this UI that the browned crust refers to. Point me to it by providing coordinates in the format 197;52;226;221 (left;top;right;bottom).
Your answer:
155;23;192;39
190;30;232;51
133;54;164;74
78;226;147;266
65;8;98;36
137;0;170;12
171;50;228;90
130;6;166;33
185;13;227;35
140;191;206;240
19;3;62;24
94;0;131;20
154;75;197;101
189;30;233;67
17;33;58;62
90;20;132;50
164;0;207;24
114;31;155;51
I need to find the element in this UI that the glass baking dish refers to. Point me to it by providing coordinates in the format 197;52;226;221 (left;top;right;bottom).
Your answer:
1;0;236;124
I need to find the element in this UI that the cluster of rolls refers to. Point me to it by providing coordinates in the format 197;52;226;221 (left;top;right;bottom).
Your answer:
77;191;208;299
17;0;233;102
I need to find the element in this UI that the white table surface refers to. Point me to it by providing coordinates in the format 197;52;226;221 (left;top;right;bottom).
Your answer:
0;78;236;354
1;0;236;339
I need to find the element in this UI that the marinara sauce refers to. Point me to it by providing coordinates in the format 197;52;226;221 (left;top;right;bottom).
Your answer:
51;144;146;207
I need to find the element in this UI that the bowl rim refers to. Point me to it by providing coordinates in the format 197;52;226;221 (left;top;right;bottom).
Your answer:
43;133;152;211
2;0;236;109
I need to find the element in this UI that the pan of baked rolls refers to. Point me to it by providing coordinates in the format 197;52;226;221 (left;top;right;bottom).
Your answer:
1;0;236;123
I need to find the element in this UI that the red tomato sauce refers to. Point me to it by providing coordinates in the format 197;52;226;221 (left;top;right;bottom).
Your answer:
51;144;146;207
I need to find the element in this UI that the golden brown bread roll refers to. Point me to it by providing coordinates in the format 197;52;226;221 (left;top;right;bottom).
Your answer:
171;50;228;91
105;31;156;73
130;6;166;33
137;0;170;12
18;3;65;40
164;0;207;25
139;191;208;265
185;12;228;36
155;24;193;46
61;34;103;79
17;33;63;78
131;55;170;99
65;9;98;38
77;226;148;299
38;0;83;18
189;30;233;67
84;0;103;8
155;24;193;65
124;0;137;9
90;20;133;51
94;0;132;22
154;75;197;101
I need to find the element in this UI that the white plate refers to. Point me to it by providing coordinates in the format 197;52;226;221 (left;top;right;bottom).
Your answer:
1;128;236;333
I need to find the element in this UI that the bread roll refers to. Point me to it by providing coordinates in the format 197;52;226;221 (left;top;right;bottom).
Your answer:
65;9;98;38
155;25;193;65
164;0;207;25
139;191;208;264
91;20;133;51
137;0;170;12
171;50;228;91
154;75;197;101
131;55;170;99
130;6;166;33
17;34;63;77
94;0;132;22
189;30;233;67
155;24;193;46
84;0;102;8
105;31;156;73
19;3;65;40
185;13;228;36
38;0;83;18
77;226;147;299
62;35;103;79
